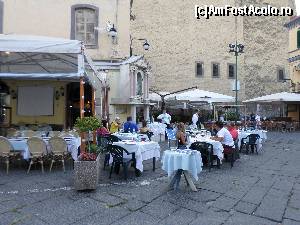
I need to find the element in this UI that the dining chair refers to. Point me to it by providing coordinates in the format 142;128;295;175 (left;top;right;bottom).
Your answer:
245;134;260;154
6;128;18;138
48;131;61;137
108;144;136;180
22;130;35;137
166;128;177;148
0;136;15;174
107;135;121;144
27;137;47;173
48;137;68;172
190;142;218;171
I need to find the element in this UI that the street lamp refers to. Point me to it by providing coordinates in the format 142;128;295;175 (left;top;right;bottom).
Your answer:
130;38;150;56
229;41;244;123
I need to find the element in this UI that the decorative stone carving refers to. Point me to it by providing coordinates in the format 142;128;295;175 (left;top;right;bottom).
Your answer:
130;66;138;73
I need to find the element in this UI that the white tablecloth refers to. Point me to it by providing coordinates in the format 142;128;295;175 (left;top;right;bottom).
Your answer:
113;133;149;142
111;141;161;172
238;130;267;151
148;123;167;136
9;137;81;160
162;150;202;181
188;137;224;160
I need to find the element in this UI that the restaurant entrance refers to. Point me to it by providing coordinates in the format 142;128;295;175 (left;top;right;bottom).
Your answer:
65;82;93;129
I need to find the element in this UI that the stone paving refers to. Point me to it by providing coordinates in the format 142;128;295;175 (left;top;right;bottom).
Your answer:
1;132;300;225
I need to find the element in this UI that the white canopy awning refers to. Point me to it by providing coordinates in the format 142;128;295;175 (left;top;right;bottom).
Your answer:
0;34;82;53
167;89;234;103
243;92;300;103
0;34;106;85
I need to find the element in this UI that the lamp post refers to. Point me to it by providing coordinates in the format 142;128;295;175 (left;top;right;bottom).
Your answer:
229;41;244;123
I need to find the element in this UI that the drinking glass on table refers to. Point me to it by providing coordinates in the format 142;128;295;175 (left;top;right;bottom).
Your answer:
206;131;211;138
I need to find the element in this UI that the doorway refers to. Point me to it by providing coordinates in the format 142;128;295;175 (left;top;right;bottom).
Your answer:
65;82;93;129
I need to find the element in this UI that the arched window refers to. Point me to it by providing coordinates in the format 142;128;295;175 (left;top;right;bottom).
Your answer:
71;4;99;48
297;28;300;49
0;1;3;34
136;72;143;96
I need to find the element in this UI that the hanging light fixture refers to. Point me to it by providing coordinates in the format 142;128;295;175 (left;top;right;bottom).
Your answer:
143;40;150;51
108;24;117;38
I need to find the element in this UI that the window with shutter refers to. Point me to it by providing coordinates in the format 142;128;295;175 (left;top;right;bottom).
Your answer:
71;5;99;48
75;8;97;46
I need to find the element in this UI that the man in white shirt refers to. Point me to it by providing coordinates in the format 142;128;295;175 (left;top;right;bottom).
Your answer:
157;109;171;140
157;109;171;126
211;121;234;147
255;114;261;129
192;111;199;127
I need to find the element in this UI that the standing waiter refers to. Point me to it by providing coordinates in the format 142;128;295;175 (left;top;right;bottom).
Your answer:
157;109;172;140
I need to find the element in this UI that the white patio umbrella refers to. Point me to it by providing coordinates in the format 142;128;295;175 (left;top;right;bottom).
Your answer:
243;92;300;103
166;89;234;103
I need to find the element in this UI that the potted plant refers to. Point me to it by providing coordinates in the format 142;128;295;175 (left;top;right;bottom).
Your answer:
73;116;101;191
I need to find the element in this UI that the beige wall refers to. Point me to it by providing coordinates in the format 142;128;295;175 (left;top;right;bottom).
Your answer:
2;0;130;60
4;80;68;125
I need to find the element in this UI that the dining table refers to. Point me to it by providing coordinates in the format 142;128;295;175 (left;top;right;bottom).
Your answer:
9;136;81;160
111;140;161;172
162;149;203;191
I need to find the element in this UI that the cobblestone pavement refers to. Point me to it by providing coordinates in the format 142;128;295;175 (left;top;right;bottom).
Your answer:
1;132;300;225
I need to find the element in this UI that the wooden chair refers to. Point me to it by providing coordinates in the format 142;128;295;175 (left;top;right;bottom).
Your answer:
26;137;47;173
48;137;68;172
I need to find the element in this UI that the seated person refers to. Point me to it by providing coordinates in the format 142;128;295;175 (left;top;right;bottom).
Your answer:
123;116;138;133
139;120;150;133
227;122;238;141
210;121;234;153
97;121;110;137
176;122;187;149
110;117;121;133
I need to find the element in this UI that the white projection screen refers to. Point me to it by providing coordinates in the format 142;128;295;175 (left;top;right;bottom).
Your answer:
17;86;54;116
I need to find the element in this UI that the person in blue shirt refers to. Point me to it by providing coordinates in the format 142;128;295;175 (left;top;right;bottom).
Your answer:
123;116;139;133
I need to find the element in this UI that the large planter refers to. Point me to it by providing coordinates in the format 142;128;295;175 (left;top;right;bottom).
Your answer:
74;155;100;191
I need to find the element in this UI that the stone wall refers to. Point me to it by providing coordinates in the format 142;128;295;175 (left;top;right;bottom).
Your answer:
131;0;294;100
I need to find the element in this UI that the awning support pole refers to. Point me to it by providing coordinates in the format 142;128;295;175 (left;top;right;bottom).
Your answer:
80;77;86;153
92;88;96;144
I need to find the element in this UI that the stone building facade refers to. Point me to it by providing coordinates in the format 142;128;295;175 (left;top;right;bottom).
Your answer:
130;0;295;101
